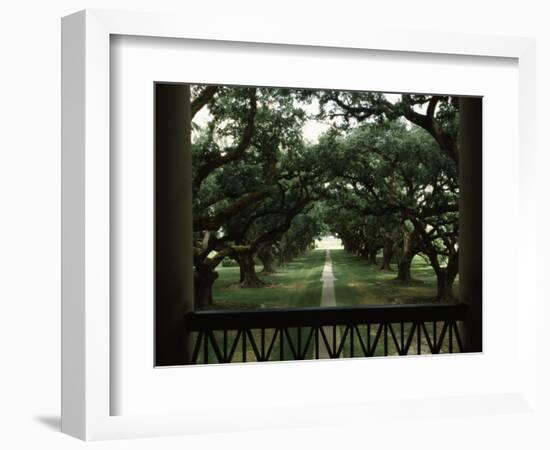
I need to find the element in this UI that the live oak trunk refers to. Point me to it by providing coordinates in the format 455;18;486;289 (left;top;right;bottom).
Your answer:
435;253;459;302
237;250;266;288
194;265;219;310
363;243;378;265
394;230;415;283
278;250;290;267
380;242;393;271
368;248;378;266
258;247;275;274
396;257;413;283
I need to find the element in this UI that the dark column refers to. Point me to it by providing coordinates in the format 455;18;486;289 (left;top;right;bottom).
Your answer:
459;97;483;352
155;84;194;365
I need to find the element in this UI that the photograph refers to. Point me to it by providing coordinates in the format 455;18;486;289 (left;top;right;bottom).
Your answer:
155;83;482;365
1;0;536;445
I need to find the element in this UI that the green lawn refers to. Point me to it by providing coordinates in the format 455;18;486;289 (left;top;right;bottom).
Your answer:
212;249;326;309
203;248;458;362
330;249;458;306
206;250;326;362
212;248;457;308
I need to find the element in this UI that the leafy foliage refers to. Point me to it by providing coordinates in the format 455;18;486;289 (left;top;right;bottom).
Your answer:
187;84;461;307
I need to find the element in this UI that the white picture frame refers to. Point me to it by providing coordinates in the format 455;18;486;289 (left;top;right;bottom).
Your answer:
61;9;538;441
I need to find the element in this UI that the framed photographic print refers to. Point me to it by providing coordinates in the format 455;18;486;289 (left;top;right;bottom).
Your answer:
62;9;537;441
155;81;477;368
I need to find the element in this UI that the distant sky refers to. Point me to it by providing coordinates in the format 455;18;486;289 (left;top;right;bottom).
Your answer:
316;235;344;250
301;98;329;144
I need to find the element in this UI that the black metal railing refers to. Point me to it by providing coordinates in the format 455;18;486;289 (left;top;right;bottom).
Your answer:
184;303;469;364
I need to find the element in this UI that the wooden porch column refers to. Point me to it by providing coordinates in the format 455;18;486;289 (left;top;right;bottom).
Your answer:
459;97;483;352
155;84;194;365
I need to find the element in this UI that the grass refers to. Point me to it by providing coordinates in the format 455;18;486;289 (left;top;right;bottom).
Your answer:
212;248;458;309
212;249;326;309
326;249;459;357
209;250;325;361
330;249;458;306
201;247;460;362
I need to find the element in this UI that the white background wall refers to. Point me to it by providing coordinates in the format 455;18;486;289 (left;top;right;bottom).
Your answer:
0;0;548;448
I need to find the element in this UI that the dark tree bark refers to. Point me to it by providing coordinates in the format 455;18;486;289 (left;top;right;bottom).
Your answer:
409;217;459;301
401;96;458;165
279;249;292;266
396;257;413;283
368;248;377;266
193;187;272;231
362;243;379;265
435;253;459;302
191;85;219;119
193;89;257;191
324;93;458;165
275;242;291;267
394;228;417;283
380;241;394;271
237;250;266;288
258;247;276;274
194;265;219;310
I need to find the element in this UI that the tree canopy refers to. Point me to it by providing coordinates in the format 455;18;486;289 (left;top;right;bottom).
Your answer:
188;85;460;308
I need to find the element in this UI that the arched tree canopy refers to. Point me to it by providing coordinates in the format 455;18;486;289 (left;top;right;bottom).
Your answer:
188;84;460;308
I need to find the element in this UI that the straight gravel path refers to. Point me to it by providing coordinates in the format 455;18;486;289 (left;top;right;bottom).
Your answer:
319;250;338;358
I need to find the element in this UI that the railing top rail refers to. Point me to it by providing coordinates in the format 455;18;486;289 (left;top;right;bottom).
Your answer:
184;302;469;331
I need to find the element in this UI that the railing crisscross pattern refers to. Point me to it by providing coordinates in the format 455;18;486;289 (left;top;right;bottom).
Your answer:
184;303;468;365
